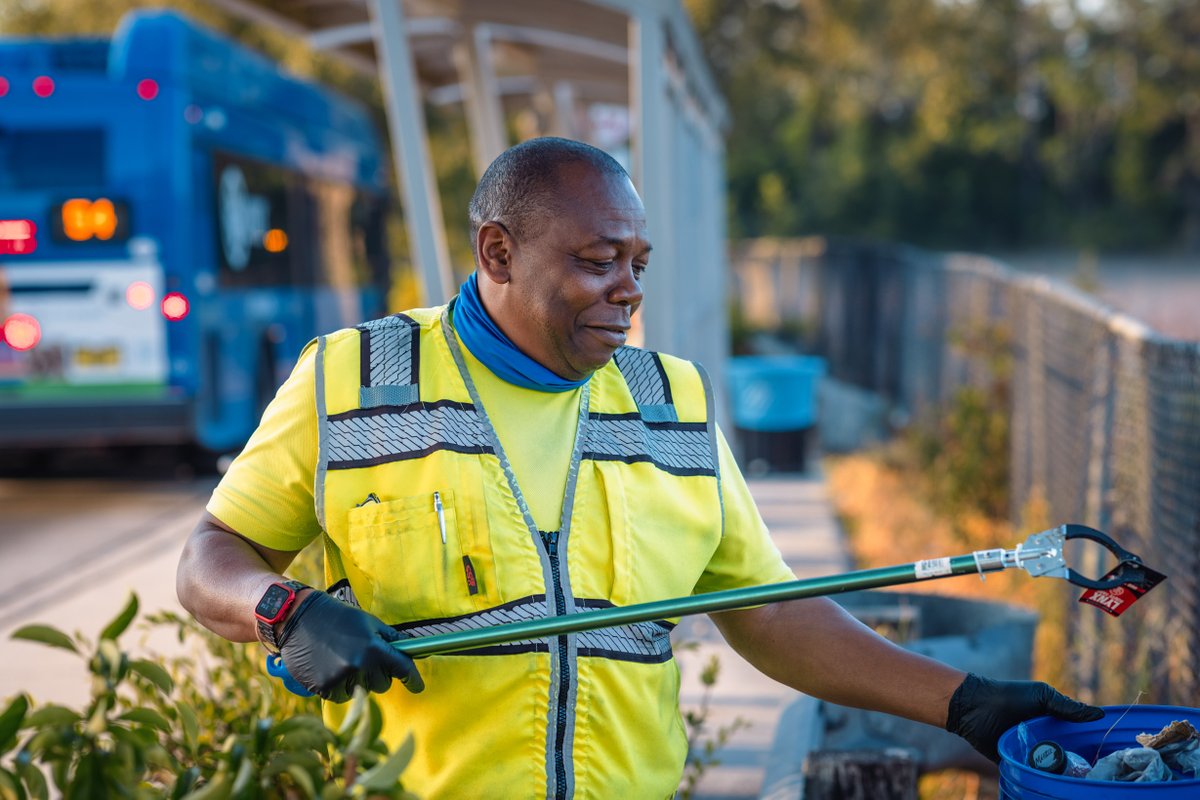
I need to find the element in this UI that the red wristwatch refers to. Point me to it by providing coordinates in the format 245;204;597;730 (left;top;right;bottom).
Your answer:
254;580;306;653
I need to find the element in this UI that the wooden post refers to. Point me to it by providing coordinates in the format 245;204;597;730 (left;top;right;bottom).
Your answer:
803;749;918;800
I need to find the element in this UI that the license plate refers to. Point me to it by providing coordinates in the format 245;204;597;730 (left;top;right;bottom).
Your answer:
75;346;120;366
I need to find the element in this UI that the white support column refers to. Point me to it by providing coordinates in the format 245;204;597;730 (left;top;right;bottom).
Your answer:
368;0;455;303
629;8;679;357
551;80;576;138
453;26;508;178
704;129;732;432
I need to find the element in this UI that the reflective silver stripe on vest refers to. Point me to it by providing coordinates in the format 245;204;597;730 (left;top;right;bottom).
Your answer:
391;595;674;664
694;361;725;537
325;401;493;469
358;314;419;408
314;335;330;530
583;414;716;477
613;346;677;423
574;604;674;663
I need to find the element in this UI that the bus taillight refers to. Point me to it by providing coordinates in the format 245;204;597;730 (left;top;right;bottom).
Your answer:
32;76;54;97
126;281;155;310
161;292;189;321
2;314;41;351
59;198;126;242
0;77;9;97
0;219;37;255
137;79;158;101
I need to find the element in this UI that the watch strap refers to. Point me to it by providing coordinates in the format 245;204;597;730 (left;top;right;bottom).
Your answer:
255;580;307;654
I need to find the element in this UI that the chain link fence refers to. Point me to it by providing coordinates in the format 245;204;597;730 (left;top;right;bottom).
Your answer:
733;238;1200;705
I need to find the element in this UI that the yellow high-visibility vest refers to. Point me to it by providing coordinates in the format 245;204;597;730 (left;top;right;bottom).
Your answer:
315;304;728;799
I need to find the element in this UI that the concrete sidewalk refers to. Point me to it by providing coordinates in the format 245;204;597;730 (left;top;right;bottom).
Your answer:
680;474;852;800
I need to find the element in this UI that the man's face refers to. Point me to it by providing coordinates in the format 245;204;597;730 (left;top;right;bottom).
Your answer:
488;164;651;380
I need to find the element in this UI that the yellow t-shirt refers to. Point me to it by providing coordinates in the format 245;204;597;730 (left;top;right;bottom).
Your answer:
455;337;580;533
208;326;793;594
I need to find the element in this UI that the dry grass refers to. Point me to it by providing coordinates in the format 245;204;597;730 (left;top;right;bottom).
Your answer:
825;448;1025;605
824;448;1074;800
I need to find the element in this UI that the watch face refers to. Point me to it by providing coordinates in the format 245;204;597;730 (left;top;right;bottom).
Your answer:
255;583;293;624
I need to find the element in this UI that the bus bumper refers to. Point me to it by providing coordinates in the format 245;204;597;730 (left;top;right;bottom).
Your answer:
0;399;192;447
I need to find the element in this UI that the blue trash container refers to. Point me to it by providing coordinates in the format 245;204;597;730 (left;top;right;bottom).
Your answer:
997;705;1200;798
727;355;826;472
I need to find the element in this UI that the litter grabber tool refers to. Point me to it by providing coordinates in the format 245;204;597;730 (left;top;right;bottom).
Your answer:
268;523;1161;696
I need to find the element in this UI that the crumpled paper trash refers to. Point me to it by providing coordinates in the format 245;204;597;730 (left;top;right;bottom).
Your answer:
1086;747;1172;782
1137;719;1200;776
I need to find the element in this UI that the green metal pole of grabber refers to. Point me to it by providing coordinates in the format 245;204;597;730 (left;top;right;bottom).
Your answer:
269;525;1150;691
395;552;1003;658
391;523;1149;659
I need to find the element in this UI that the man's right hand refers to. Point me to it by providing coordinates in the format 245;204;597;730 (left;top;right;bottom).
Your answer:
945;673;1103;762
276;591;425;702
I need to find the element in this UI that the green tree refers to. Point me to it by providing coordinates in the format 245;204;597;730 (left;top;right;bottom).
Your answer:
686;0;1198;250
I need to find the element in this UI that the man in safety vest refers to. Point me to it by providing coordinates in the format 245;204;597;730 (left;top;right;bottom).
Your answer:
178;137;1102;798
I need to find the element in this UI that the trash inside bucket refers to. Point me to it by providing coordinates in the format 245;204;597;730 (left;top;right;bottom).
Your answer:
998;705;1200;798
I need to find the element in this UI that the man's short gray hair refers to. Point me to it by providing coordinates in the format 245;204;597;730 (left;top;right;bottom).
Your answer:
468;137;630;256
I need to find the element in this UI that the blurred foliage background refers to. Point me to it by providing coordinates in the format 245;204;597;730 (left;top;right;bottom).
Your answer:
5;0;1197;255
686;0;1200;251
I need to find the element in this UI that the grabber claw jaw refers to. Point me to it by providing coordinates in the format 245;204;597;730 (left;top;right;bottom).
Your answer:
1060;524;1150;591
1011;524;1153;590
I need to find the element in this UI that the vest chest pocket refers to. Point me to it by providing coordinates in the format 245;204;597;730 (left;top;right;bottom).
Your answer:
344;490;480;624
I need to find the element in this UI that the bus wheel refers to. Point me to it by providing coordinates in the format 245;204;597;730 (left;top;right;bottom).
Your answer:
185;445;223;476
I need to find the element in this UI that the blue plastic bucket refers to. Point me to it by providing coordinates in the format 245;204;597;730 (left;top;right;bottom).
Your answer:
998;705;1200;798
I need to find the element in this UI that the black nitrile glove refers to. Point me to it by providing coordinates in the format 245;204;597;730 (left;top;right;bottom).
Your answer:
277;591;424;702
945;673;1104;762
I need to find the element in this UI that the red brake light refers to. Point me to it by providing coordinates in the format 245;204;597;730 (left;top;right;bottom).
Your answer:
3;314;41;351
161;292;189;321
0;219;36;255
0;77;9;97
32;76;54;98
137;79;159;101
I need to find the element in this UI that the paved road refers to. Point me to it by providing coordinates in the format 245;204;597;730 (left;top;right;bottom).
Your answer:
0;474;215;706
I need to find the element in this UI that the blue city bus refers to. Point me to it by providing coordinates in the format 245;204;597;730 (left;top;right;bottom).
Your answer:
0;9;390;453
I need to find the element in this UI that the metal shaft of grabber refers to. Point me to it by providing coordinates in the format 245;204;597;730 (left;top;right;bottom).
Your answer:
269;525;1151;694
394;552;1002;659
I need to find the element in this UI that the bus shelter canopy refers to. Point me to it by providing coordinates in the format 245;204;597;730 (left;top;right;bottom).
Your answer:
210;0;641;109
205;0;732;412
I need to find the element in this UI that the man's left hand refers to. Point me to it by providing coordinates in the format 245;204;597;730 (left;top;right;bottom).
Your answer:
946;673;1105;762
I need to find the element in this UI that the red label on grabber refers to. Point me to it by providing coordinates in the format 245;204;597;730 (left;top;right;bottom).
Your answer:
1079;564;1166;617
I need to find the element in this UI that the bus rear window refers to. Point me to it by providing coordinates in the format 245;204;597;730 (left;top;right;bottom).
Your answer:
0;128;106;190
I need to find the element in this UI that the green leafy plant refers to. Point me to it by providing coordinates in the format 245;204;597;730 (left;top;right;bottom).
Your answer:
677;653;749;800
911;321;1013;523
0;594;417;799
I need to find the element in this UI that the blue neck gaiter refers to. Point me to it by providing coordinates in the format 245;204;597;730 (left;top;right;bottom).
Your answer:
452;272;590;393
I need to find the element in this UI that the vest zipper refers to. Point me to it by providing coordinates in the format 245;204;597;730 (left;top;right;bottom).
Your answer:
441;307;588;799
542;529;570;800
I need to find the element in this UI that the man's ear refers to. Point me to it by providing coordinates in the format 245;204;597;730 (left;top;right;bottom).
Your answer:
476;221;514;284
